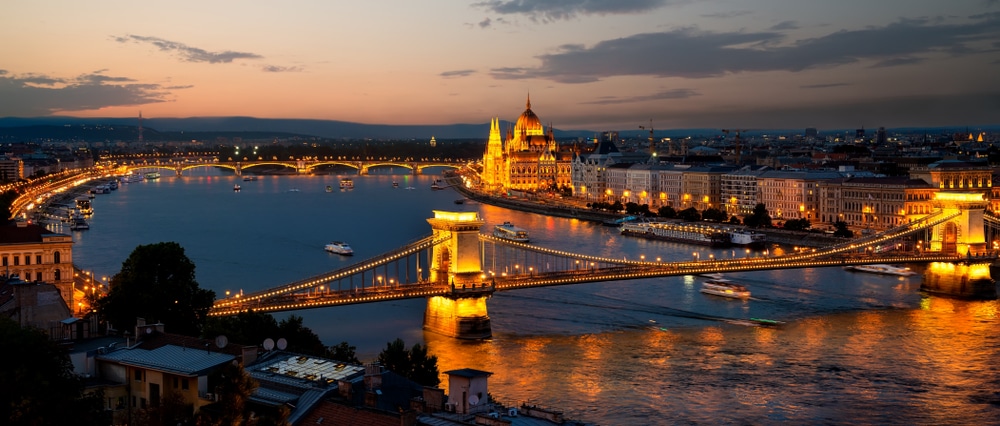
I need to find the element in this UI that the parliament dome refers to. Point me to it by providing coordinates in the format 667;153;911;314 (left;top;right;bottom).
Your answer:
514;95;545;136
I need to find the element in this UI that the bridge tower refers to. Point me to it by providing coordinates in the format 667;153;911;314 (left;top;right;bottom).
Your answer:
928;192;988;255
423;211;493;339
924;191;995;299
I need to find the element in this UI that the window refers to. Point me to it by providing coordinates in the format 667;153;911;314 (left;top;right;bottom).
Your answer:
1;257;5;266
25;256;29;265
181;378;189;390
13;256;18;266
53;251;60;264
35;272;41;281
134;369;142;382
54;270;60;281
35;255;41;265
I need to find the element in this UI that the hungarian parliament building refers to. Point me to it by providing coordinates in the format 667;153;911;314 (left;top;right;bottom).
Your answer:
478;97;997;232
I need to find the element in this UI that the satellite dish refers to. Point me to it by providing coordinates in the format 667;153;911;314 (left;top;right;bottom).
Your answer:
215;335;228;349
263;338;275;351
276;338;288;350
468;395;479;406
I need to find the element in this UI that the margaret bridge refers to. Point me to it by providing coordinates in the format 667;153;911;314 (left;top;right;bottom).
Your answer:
210;191;1000;339
114;157;464;176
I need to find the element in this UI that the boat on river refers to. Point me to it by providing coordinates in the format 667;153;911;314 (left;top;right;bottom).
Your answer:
145;172;161;180
843;264;916;276
70;214;90;231
324;241;353;255
700;279;751;299
493;221;530;243
621;221;731;247
729;229;767;249
233;184;241;192
340;178;353;190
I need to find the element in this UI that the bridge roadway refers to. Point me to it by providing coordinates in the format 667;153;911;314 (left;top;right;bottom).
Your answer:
115;158;464;176
209;251;988;316
207;198;992;316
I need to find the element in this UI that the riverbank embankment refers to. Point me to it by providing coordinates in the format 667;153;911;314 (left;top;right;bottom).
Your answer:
446;176;848;249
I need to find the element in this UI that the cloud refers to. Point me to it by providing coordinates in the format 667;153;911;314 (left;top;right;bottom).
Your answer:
113;34;262;63
770;20;799;31
490;14;1000;83
479;17;492;28
701;10;752;19
800;83;851;89
440;69;477;78
869;56;926;68
261;65;304;73
581;89;699;104
474;0;680;22
0;70;174;116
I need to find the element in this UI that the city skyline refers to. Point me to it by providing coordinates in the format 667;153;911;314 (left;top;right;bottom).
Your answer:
2;1;998;130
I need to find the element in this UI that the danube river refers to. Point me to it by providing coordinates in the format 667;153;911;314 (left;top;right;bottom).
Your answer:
64;169;1000;425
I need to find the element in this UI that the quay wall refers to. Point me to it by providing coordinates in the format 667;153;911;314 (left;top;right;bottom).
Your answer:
448;178;848;249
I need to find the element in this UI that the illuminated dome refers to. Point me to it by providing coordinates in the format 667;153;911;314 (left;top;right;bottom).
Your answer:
514;95;545;137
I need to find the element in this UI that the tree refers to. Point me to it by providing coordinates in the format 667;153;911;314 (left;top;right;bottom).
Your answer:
657;205;676;218
194;363;258;426
377;338;441;387
97;242;215;336
277;315;329;356
701;207;727;222
743;203;773;228
783;218;811;231
833;220;854;238
329;341;360;364
203;311;333;358
0;190;18;221
0;318;105;425
677;207;701;222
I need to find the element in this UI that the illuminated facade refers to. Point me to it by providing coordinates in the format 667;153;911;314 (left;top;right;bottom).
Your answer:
481;96;573;193
0;222;75;309
821;177;935;231
909;160;992;191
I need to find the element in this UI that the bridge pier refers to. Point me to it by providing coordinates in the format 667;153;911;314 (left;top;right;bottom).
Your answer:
424;291;492;339
423;210;492;339
922;261;996;299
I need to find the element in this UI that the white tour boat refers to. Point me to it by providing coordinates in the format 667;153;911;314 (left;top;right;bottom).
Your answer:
324;241;354;256
843;264;917;276
493;221;530;243
700;279;751;299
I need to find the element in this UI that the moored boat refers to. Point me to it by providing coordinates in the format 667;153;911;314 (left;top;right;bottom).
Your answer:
70;215;89;231
243;176;258;181
324;241;353;255
621;221;731;247
843;264;917;276
493;221;530;243
700;279;751;299
729;229;767;249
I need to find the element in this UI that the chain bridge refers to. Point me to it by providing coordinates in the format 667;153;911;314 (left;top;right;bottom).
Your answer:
210;191;1000;339
114;157;462;176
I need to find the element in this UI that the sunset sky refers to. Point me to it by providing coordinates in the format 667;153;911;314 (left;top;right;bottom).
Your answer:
2;1;998;131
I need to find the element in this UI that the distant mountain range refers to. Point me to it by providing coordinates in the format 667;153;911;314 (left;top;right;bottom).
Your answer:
0;116;994;142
